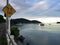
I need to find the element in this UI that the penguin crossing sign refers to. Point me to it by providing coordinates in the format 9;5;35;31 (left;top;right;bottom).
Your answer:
3;4;16;17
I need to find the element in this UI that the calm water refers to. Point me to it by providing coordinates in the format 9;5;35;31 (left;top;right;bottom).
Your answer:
18;23;60;45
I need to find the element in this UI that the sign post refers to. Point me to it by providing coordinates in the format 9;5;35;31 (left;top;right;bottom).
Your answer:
2;0;16;45
6;0;10;45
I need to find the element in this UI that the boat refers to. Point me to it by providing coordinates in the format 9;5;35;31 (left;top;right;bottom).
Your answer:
40;23;44;26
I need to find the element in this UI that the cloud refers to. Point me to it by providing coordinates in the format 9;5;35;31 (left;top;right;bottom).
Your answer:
53;3;60;11
23;0;49;17
0;0;6;7
28;1;48;12
9;0;22;12
0;0;60;19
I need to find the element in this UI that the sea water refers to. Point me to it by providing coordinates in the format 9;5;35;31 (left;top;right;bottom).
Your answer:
18;23;60;45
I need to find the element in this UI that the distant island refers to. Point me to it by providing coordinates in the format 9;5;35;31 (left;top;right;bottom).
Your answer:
0;15;44;27
11;18;41;25
57;22;60;24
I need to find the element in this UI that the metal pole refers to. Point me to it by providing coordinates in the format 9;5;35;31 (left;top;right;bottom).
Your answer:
6;0;11;45
7;0;9;5
6;0;11;35
6;16;10;44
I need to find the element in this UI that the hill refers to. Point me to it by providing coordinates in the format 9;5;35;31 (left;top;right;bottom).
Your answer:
11;18;41;25
0;15;41;25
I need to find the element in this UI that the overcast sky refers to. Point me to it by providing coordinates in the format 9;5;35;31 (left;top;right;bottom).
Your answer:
0;0;60;21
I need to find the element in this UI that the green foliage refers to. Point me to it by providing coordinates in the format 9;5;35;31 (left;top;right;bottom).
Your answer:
0;15;5;23
0;35;7;45
11;27;19;37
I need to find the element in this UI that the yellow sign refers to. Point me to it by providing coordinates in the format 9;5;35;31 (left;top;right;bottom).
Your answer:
3;4;16;17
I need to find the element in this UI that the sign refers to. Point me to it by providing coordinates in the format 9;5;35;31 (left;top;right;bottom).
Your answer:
3;4;16;17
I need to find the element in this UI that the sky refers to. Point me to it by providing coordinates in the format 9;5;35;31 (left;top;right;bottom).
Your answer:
0;0;60;23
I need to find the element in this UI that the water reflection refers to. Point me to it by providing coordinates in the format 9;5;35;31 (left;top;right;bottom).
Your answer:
18;23;60;45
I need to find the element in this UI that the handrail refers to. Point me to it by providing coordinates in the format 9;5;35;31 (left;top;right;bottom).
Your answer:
6;33;18;45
